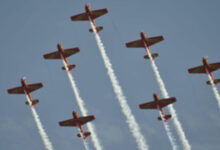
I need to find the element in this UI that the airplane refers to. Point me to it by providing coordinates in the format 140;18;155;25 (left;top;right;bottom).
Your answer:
126;32;164;60
70;4;108;34
188;57;220;85
59;111;95;141
139;93;176;123
7;77;43;107
43;43;80;72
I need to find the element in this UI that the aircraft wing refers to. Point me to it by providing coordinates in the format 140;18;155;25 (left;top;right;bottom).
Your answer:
71;13;89;21
62;48;80;58
44;51;61;59
139;101;157;109
158;97;176;108
8;86;25;94
209;62;220;72
126;40;145;48
91;9;108;19
43;48;79;59
148;36;164;46
59;118;78;126
188;65;206;74
27;83;43;93
59;115;95;127
76;115;95;125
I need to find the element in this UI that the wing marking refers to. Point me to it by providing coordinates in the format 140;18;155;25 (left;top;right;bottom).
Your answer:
188;65;206;74
126;40;145;48
8;87;25;94
71;13;89;21
158;97;176;108
91;9;108;19
139;101;157;109
147;36;164;46
59;115;95;127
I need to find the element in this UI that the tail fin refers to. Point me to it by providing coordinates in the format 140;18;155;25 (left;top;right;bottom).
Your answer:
25;99;39;105
62;64;76;71
144;53;158;59
206;79;220;85
83;132;91;141
89;26;103;33
77;132;91;141
158;114;172;122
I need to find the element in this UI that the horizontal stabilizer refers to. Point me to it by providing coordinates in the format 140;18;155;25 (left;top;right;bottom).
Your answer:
89;26;103;33
158;114;172;121
25;99;39;105
144;53;158;59
84;131;91;137
62;64;76;71
77;132;91;141
206;79;220;85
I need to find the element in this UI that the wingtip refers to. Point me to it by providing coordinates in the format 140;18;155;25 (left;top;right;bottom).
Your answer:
75;47;80;52
70;16;74;21
40;83;44;88
187;68;192;73
172;97;177;102
125;42;130;48
139;103;144;109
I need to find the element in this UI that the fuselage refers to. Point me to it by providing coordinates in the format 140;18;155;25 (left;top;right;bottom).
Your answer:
57;43;70;70
72;111;86;138
21;78;34;105
85;4;97;30
153;93;166;119
140;32;153;55
203;57;214;81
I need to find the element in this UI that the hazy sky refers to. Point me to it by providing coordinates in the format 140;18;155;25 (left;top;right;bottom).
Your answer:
0;0;220;150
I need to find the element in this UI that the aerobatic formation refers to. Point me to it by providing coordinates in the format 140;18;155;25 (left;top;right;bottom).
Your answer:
6;2;220;150
126;32;191;150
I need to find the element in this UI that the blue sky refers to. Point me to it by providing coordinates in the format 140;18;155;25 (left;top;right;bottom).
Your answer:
0;0;220;150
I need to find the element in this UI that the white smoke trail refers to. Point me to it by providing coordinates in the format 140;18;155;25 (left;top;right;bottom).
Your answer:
158;111;178;150
25;94;54;150
144;44;191;150
206;70;220;109
61;57;103;150
89;18;149;150
82;137;91;150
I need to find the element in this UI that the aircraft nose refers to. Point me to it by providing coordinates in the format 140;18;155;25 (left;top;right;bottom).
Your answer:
22;76;26;81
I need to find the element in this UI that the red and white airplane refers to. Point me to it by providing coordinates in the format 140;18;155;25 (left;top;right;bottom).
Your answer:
59;111;95;141
126;32;164;60
139;93;176;123
43;43;80;72
188;57;220;85
70;4;108;34
7;77;43;108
